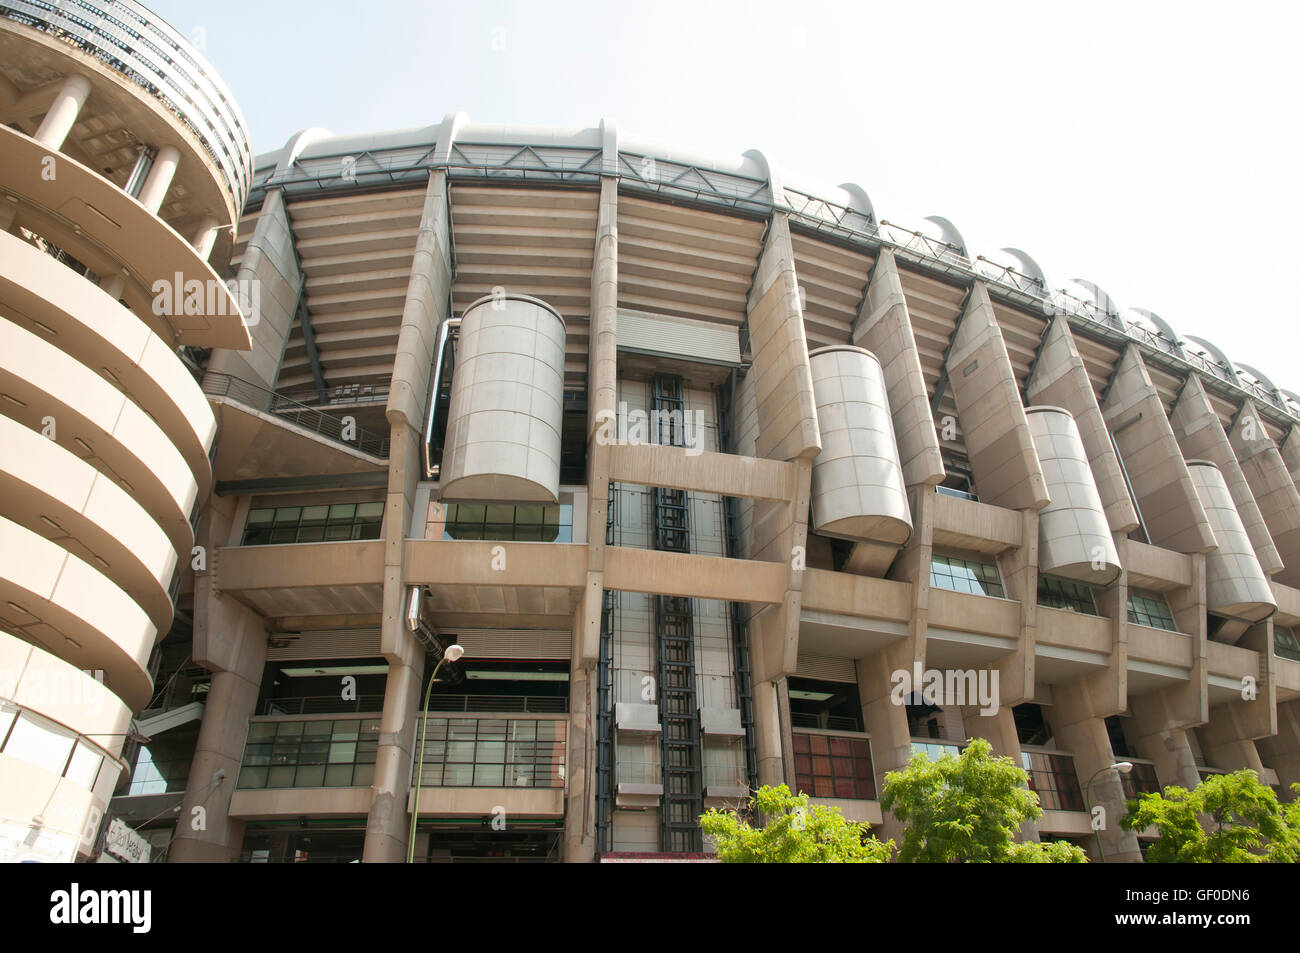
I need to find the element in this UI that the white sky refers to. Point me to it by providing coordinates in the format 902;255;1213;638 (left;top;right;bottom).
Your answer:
156;0;1300;393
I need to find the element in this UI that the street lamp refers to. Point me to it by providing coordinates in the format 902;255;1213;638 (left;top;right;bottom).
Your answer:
406;643;465;863
1084;761;1133;863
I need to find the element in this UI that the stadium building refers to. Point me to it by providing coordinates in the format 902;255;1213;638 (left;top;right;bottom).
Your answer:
2;1;1300;864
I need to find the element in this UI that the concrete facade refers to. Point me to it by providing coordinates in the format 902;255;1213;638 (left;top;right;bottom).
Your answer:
4;4;1300;864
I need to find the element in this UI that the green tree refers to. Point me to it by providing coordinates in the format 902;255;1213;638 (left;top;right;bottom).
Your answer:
700;784;893;863
1121;770;1300;862
879;737;1087;863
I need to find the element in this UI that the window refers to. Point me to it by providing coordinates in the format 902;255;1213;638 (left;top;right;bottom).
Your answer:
242;502;383;545
910;741;960;762
413;717;565;788
793;732;876;799
1121;762;1161;800
1037;576;1099;615
439;502;573;542
1127;590;1177;631
1275;626;1300;662
930;553;1004;598
1021;751;1084;811
237;718;380;789
0;707;103;789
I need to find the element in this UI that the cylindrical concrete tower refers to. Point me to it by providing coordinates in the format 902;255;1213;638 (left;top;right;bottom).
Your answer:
0;1;251;861
1026;406;1121;584
439;293;567;502
807;345;911;545
1186;460;1277;623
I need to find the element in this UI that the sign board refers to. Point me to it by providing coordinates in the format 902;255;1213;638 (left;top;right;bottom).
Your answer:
103;817;151;864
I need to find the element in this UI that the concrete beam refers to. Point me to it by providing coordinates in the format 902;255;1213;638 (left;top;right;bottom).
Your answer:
1230;399;1300;588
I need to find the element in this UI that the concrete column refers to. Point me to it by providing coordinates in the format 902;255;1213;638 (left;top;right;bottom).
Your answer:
946;282;1049;511
34;74;91;150
1230;398;1300;588
191;217;222;261
851;248;945;490
136;145;181;215
994;509;1038;707
1257;698;1300;796
170;495;268;862
363;648;421;862
562;661;593;861
858;640;914;843
1103;346;1215;553
1052;680;1143;862
1171;376;1282;574
363;169;455;862
753;678;785;787
205;188;301;389
168;667;261;861
961;704;1038;843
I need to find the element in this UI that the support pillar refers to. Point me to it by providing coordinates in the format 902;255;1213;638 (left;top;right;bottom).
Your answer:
34;74;91;149
137;145;180;214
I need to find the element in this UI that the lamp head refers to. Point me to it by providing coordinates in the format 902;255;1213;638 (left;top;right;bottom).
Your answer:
1114;761;1134;774
443;644;464;662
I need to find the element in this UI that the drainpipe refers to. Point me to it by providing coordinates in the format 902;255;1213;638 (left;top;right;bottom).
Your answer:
421;317;461;479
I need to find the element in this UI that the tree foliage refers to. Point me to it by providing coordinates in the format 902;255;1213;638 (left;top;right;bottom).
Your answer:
1121;770;1300;862
879;737;1087;863
700;784;893;863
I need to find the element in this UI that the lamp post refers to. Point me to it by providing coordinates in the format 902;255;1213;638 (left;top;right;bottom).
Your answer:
406;643;465;863
1084;761;1133;863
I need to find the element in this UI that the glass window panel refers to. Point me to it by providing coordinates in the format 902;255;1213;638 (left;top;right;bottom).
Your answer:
516;504;544;525
303;721;332;737
296;526;326;543
246;508;275;527
353;764;374;786
324;764;354;786
446;741;476;762
267;766;295;787
331;721;359;741
4;714;74;774
273;507;301;525
478;741;506;764
357;502;384;519
356;522;382;540
455;504;485;524
295;765;325;787
328;504;356;520
295;741;326;762
65;743;102;788
485;504;514;523
249;722;278;741
244;744;272;766
300;505;330;522
475;764;505;786
328;742;356;764
325;524;352;541
238;766;268;788
443;763;474;786
269;527;297;544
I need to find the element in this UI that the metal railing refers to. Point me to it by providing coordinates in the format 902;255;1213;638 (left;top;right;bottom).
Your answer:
202;371;389;457
258;695;386;717
2;0;253;212
422;694;568;714
790;712;861;732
